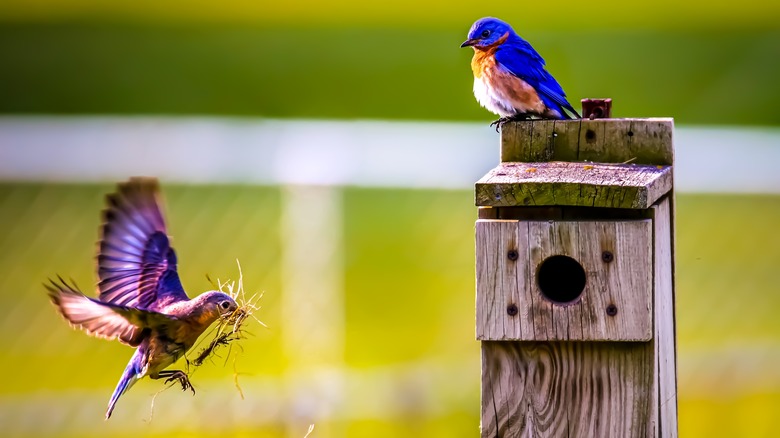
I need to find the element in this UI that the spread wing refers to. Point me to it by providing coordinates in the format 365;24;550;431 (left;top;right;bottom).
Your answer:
97;178;188;311
495;40;580;119
46;277;178;346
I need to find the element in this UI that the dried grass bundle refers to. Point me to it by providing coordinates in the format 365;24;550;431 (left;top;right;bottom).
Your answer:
190;260;266;368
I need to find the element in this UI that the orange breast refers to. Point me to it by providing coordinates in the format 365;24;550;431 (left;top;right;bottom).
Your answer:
471;49;495;80
470;33;507;80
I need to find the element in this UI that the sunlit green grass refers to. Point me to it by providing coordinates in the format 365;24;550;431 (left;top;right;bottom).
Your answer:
1;184;780;436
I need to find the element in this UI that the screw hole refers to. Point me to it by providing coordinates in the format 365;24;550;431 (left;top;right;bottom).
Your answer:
537;255;586;304
606;304;618;316
602;251;614;263
627;130;634;137
507;249;519;261
507;304;518;316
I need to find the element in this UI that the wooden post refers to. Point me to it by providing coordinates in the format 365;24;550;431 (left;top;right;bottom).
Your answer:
475;116;678;437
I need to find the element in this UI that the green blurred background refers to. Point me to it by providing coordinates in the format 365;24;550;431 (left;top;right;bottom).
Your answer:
1;1;779;437
1;0;779;124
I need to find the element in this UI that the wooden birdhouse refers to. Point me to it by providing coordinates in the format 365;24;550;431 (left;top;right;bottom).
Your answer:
475;114;678;437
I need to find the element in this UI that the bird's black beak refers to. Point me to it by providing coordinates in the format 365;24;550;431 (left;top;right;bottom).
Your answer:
460;38;478;48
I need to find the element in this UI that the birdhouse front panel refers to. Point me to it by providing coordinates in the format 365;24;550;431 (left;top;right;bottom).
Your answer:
475;118;677;437
476;219;653;342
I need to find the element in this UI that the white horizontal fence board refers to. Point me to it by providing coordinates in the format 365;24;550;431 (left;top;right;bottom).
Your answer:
1;117;778;192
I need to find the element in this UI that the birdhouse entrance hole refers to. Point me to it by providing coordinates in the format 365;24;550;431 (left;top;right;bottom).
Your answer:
536;255;586;304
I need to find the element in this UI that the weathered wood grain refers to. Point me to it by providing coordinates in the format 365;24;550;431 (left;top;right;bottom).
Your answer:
651;197;678;436
475;220;528;340
481;341;655;438
475;219;653;342
477;117;678;437
500;119;673;165
475;161;672;209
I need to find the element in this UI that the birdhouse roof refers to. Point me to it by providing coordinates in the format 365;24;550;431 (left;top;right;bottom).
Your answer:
475;161;672;209
476;118;674;209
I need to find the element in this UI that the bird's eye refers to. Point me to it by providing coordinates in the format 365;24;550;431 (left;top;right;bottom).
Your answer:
220;301;231;310
481;30;491;38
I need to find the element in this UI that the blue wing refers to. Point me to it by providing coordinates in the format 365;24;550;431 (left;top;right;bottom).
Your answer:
97;178;188;311
494;40;580;119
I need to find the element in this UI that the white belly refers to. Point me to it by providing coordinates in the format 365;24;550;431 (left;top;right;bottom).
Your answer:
473;77;515;117
472;72;549;118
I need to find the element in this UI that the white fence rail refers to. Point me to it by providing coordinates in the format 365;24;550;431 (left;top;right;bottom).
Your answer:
1;116;779;192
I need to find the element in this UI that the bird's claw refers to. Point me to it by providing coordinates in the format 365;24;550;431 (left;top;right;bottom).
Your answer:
490;114;531;132
489;118;504;132
162;370;196;395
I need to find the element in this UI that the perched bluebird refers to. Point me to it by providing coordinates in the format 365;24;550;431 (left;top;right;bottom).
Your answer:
461;17;580;128
46;178;238;419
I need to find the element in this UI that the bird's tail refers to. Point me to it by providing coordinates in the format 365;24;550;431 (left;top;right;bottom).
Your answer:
106;348;146;419
564;105;582;119
551;101;580;119
563;102;581;119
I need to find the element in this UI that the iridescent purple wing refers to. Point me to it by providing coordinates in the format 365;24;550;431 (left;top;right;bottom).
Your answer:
46;277;178;346
97;178;189;311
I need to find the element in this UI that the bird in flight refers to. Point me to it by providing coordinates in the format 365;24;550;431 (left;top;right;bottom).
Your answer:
461;17;580;129
46;178;238;419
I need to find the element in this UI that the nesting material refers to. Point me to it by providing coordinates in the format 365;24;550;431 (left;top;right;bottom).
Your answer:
191;260;265;368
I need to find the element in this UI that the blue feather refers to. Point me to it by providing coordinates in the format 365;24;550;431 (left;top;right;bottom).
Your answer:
105;348;145;419
463;17;579;120
494;39;579;119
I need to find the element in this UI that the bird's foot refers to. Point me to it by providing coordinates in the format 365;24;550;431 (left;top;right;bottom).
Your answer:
489;117;511;132
489;114;531;132
157;370;196;395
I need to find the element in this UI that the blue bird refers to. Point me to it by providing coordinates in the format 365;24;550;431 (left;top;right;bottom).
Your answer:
461;17;580;128
46;178;238;419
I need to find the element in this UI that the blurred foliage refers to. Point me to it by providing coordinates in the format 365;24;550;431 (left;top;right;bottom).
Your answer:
1;184;780;436
0;21;778;125
1;0;780;30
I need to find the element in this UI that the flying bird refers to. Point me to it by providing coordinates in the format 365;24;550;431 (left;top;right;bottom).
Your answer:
461;17;580;128
46;178;238;419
